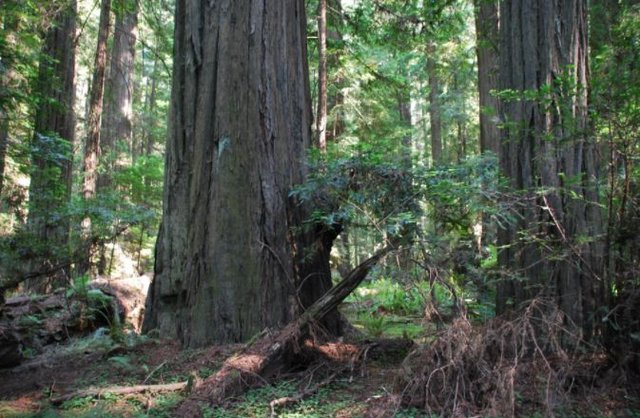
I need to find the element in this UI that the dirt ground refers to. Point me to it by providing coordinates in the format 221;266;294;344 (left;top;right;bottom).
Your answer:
0;333;415;417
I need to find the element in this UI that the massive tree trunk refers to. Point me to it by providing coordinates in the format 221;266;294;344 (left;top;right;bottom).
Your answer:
497;0;604;339
474;0;500;155
144;0;340;347
25;1;77;289
99;0;138;189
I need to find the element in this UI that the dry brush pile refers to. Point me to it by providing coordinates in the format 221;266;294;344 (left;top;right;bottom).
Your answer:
396;299;592;417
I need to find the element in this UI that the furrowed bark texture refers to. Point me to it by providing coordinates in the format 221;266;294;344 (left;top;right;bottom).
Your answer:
497;0;604;339
474;0;500;155
144;1;338;347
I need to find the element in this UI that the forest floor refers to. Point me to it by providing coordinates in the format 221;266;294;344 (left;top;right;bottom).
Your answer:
0;284;639;417
0;330;418;417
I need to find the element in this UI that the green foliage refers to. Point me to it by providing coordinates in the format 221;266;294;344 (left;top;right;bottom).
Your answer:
207;380;350;418
358;311;387;336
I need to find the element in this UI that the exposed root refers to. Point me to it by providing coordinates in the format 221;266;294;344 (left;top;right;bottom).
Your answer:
397;299;586;417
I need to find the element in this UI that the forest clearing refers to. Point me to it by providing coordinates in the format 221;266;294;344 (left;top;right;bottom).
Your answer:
1;0;640;416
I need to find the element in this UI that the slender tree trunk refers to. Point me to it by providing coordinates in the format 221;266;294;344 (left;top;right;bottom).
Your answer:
99;0;138;189
396;88;415;274
144;1;340;347
497;0;604;340
25;1;77;291
80;0;111;274
316;0;328;152
426;43;442;165
327;0;345;142
83;0;111;201
474;0;500;155
0;116;7;198
140;55;159;159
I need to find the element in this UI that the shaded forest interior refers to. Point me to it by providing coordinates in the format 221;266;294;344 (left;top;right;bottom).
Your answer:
1;0;640;416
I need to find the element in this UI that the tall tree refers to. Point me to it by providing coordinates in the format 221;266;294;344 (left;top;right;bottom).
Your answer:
80;0;111;273
0;2;20;197
83;0;111;203
326;0;345;143
25;0;77;287
497;0;604;339
426;42;442;165
474;0;500;155
99;0;139;189
144;0;340;347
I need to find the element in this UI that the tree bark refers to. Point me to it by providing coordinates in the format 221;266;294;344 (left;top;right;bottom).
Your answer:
143;1;340;347
24;1;77;291
99;0;138;189
497;0;604;340
474;0;500;155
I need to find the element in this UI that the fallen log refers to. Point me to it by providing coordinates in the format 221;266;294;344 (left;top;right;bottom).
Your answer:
175;246;392;417
50;380;194;405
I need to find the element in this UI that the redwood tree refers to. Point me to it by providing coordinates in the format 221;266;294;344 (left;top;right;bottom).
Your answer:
79;0;111;274
497;0;604;339
144;1;339;347
82;0;111;203
99;0;138;189
25;1;77;287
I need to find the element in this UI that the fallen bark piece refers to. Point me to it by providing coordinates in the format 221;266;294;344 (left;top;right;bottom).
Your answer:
174;247;391;417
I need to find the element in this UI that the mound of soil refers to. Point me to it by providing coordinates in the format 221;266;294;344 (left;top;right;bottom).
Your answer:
0;275;151;368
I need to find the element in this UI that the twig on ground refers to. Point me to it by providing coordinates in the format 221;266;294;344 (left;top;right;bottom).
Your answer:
268;369;342;417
